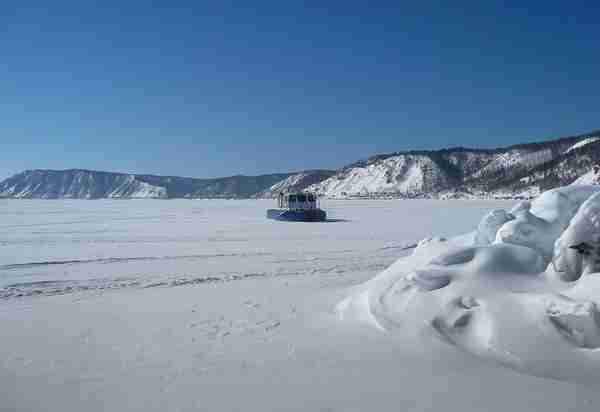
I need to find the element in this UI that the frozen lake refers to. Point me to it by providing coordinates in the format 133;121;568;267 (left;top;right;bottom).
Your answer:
0;199;512;298
4;199;600;412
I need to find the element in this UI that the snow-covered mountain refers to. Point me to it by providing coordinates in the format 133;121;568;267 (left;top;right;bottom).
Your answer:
2;129;599;200
255;170;336;198
311;154;460;197
0;169;333;199
0;169;170;199
310;130;600;198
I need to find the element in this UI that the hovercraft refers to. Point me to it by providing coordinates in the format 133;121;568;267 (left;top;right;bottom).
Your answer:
267;192;326;222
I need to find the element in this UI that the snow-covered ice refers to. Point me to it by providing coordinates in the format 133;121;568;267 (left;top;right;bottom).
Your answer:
3;197;600;411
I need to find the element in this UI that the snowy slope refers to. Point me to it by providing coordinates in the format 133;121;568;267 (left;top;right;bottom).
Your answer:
310;154;457;197
469;147;554;180
572;169;600;185
255;170;335;198
497;138;600;195
107;175;167;198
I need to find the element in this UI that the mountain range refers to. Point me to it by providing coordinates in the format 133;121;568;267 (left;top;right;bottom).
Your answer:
309;130;600;199
0;169;335;199
1;129;599;199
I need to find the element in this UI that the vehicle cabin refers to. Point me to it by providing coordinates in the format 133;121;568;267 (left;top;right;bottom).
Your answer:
277;192;319;210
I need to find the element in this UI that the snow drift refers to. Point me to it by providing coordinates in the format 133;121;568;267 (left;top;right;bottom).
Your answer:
338;184;600;383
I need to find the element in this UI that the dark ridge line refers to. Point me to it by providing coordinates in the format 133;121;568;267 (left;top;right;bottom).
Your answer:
15;168;335;183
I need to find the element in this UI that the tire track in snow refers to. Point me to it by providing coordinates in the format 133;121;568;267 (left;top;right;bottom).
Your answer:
0;252;274;271
0;240;415;301
0;260;392;300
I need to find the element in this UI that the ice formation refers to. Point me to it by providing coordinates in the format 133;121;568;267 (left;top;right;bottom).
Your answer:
338;184;600;382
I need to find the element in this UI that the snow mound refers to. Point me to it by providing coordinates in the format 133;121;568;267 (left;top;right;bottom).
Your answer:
475;209;515;245
553;191;600;281
338;184;600;382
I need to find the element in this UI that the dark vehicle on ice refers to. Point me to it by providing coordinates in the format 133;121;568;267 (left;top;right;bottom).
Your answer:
267;192;326;222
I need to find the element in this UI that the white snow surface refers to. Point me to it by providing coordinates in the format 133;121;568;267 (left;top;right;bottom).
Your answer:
4;198;600;411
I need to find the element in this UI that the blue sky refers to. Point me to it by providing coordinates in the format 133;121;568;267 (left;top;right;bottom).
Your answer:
1;1;598;179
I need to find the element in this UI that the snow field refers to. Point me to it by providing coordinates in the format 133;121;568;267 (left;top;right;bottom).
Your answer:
4;197;600;411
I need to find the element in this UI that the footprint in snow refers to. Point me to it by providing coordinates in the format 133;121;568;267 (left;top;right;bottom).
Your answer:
265;321;281;332
431;296;481;344
546;295;600;349
407;269;452;291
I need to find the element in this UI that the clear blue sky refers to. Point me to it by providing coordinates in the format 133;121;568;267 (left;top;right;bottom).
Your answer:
1;1;598;179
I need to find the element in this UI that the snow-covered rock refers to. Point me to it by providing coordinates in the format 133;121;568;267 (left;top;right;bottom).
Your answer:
553;190;600;280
